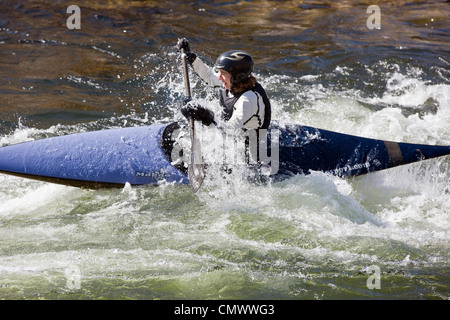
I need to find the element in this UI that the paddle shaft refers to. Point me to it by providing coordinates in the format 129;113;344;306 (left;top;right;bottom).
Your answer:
181;48;192;99
180;47;204;192
180;48;195;147
180;48;195;151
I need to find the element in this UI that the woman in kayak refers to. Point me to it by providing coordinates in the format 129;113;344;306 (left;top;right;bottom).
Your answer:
168;39;273;180
176;38;271;131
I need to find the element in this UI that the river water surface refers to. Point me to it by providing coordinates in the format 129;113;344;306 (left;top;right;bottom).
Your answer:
0;0;449;300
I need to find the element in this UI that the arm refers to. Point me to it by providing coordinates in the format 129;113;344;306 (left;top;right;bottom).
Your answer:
176;38;222;89
192;57;223;89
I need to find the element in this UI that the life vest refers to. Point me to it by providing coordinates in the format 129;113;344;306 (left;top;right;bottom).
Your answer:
218;83;272;169
219;82;271;130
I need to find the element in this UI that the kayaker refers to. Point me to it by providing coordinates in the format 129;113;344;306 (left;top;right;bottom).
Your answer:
176;38;271;131
169;39;274;181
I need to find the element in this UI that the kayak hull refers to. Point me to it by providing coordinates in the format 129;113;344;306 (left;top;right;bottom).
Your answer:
0;123;449;188
0;124;189;188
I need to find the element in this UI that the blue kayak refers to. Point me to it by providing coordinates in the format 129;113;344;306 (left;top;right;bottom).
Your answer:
0;122;449;188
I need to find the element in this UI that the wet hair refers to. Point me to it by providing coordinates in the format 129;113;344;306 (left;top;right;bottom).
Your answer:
231;75;257;94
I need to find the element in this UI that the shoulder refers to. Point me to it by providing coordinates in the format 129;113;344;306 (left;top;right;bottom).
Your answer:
234;91;259;115
234;91;258;111
240;90;260;103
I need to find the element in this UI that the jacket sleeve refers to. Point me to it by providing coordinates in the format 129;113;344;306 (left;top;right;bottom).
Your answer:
192;58;223;88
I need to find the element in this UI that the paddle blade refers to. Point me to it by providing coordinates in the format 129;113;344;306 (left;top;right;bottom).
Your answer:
188;163;205;193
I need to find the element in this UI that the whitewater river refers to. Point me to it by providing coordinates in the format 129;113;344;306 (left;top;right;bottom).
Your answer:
0;0;449;300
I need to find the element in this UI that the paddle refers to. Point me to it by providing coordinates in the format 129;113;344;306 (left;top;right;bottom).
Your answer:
180;47;205;193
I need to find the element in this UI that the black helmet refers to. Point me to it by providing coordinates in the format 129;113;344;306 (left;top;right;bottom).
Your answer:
214;50;254;84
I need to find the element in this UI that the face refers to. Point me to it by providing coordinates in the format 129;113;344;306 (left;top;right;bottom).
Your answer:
218;69;232;90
